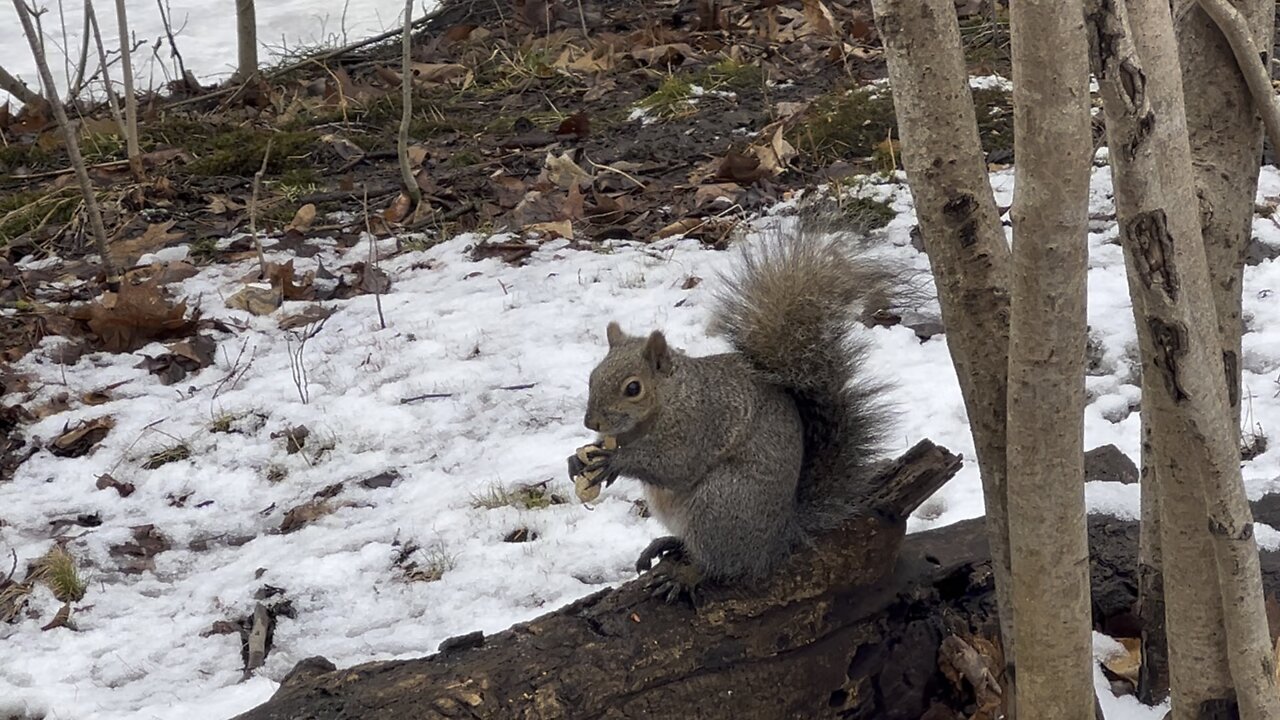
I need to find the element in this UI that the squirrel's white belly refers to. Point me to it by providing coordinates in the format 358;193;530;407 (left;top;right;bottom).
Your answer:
644;486;689;537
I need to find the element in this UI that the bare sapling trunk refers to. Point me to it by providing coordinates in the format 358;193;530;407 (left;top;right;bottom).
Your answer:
85;0;127;140
868;0;1015;709
68;0;92;100
1087;0;1233;714
1004;0;1095;717
112;0;143;181
235;0;258;82
1135;414;1168;703
0;63;43;105
12;0;116;282
397;0;421;210
1172;0;1274;704
1093;0;1280;716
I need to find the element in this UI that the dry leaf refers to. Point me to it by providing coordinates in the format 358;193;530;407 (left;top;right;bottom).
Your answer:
1101;637;1142;686
49;416;115;458
526;220;573;239
541;151;593;190
409;62;473;89
802;0;838;36
110;220;187;268
226;285;283;316
279;305;335;330
83;275;195;352
265;260;316;301
285;204;317;233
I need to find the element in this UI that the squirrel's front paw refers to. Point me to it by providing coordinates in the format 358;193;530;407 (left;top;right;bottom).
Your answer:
635;535;685;574
567;437;620;502
644;558;704;606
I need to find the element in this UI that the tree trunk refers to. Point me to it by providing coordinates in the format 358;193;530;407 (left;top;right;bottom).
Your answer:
1096;0;1280;716
1086;0;1234;714
112;0;142;183
1169;0;1275;708
867;0;1016;709
235;0;258;82
11;0;116;282
1005;0;1095;717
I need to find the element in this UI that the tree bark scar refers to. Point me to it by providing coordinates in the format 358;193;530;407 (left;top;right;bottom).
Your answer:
1147;318;1189;402
942;194;978;248
1206;517;1253;542
1197;697;1241;720
1223;350;1239;409
1128;210;1179;301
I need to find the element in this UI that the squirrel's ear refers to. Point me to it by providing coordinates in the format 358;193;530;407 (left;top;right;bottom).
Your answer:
606;321;625;347
643;331;671;374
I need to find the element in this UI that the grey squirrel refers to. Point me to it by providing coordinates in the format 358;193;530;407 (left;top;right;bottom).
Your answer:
568;223;893;603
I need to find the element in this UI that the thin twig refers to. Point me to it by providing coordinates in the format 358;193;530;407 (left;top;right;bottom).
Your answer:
249;137;274;279
397;0;422;210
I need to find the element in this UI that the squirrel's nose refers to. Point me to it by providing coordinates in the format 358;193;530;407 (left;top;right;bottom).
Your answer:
584;412;600;431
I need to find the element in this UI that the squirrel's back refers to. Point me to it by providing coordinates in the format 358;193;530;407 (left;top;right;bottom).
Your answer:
711;224;892;532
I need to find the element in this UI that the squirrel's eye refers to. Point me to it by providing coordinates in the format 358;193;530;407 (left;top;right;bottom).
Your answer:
624;380;642;397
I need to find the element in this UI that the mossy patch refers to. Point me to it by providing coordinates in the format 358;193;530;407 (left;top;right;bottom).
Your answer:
187;128;321;177
788;87;898;164
789;84;1014;165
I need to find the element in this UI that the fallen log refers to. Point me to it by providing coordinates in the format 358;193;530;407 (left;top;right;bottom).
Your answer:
238;442;1270;720
235;439;967;720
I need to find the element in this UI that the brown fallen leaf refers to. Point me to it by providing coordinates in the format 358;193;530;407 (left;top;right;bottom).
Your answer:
226;285;283;316
1101;636;1142;687
49;416;114;458
96;473;136;497
526;220;573;239
285;204;317;233
279;305;335;330
81;274;195;353
265;259;315;301
279;498;336;534
110;220;188;269
109;524;170;575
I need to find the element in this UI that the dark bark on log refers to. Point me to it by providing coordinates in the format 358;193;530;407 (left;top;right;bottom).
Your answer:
237;443;1280;720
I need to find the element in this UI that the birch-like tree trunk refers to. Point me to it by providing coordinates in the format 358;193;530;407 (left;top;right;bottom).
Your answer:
867;0;1015;710
235;0;258;82
1004;1;1094;717
1092;0;1280;716
112;0;142;181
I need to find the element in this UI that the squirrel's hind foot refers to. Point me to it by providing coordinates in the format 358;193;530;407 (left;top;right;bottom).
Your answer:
644;556;704;606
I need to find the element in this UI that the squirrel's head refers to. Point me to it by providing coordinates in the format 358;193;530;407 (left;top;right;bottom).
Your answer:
584;321;675;436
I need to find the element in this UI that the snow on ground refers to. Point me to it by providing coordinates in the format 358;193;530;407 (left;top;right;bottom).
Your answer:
9;158;1280;718
0;0;434;105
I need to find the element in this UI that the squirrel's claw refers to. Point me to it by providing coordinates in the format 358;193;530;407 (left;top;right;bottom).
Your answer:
635;535;685;574
567;442;619;489
643;559;703;606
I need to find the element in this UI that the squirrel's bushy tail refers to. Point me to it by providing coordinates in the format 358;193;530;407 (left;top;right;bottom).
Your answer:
712;221;893;532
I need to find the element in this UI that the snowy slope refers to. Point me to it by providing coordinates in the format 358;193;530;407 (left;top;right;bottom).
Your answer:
0;0;432;105
8;160;1280;718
